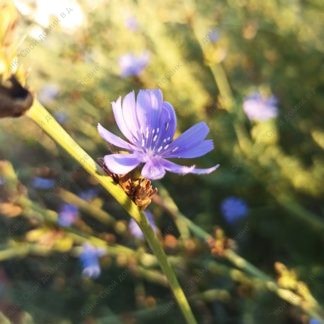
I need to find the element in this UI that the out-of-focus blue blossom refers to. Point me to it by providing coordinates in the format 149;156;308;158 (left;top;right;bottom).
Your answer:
309;319;321;324
98;89;219;180
125;16;139;31
58;204;78;227
118;52;149;78
221;197;248;224
38;84;60;104
243;92;279;122
31;177;55;190
129;211;157;240
78;188;98;201
207;28;220;43
54;111;68;124
0;177;4;185
79;243;105;278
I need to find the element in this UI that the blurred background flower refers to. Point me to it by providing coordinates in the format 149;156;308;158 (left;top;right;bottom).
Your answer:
124;16;139;32
37;83;60;104
118;52;150;78
221;197;249;224
243;92;279;122
31;176;55;190
57;203;78;227
79;243;105;278
128;211;157;240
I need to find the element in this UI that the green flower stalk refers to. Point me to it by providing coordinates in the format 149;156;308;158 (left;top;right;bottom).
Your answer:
25;98;197;324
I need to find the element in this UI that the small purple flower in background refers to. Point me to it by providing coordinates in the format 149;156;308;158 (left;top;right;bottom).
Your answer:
38;84;60;104
58;204;79;227
125;16;139;31
53;111;68;124
221;197;248;224
31;177;55;190
129;211;157;240
207;28;220;43
79;243;105;278
78;188;98;201
309;319;320;324
243;92;278;122
98;89;219;180
118;52;149;78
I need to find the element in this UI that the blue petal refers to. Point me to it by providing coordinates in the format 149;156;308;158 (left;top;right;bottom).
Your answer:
112;96;135;143
136;89;163;132
160;159;195;175
104;154;141;174
141;159;166;180
162;102;177;139
161;159;219;175
158;102;177;141
164;139;214;158
165;122;210;155
97;123;137;151
121;91;141;143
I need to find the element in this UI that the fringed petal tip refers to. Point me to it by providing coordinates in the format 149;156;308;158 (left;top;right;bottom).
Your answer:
160;159;220;177
189;163;220;175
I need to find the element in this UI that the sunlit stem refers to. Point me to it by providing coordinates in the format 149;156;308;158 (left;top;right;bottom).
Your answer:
209;63;234;111
25;99;197;324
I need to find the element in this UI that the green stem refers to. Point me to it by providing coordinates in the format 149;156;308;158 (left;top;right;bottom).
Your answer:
26;100;139;220
25;99;196;324
137;212;197;324
57;188;115;226
209;63;234;111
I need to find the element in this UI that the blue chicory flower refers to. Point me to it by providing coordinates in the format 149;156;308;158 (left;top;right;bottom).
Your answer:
221;197;248;224
125;16;139;31
58;204;79;227
78;188;98;201
243;92;278;122
309;319;320;324
207;28;220;43
31;177;55;190
118;53;149;78
98;89;219;180
38;84;60;104
79;243;105;278
53;111;68;124
129;211;157;239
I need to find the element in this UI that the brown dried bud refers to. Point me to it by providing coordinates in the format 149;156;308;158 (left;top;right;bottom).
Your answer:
208;227;235;257
0;76;33;118
97;158;157;209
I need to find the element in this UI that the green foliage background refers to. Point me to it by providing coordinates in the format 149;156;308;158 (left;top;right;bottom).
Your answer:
0;0;323;323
